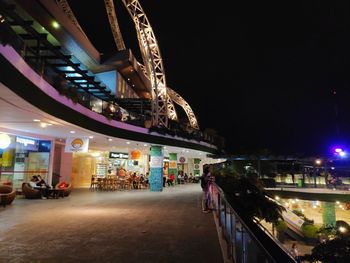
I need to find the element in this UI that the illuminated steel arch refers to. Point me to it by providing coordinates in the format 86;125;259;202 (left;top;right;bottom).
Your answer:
167;87;199;130
104;0;126;51
57;0;199;129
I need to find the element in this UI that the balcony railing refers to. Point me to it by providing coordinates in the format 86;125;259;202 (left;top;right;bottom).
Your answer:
210;183;297;263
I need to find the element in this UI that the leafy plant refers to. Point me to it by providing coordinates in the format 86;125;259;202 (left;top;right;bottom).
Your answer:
301;224;319;239
213;162;285;224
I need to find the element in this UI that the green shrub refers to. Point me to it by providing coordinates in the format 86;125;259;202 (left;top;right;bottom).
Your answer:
302;224;319;238
275;220;288;233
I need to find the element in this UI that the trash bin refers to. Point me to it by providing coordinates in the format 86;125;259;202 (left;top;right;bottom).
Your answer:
297;178;303;188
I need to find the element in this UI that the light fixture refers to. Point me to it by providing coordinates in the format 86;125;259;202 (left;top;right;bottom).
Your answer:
40;123;47;128
70;131;76;134
0;133;11;149
89;136;94;139
143;144;148;147
52;21;60;29
126;141;130;144
33;119;40;122
108;138;113;141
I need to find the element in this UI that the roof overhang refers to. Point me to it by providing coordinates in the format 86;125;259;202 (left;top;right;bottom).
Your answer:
102;49;152;99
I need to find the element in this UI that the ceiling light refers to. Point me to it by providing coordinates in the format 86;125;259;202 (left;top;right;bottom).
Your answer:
89;136;94;139
126;141;130;144
40;123;47;128
33;119;40;122
70;131;76;134
143;144;148;146
108;138;113;141
0;133;11;149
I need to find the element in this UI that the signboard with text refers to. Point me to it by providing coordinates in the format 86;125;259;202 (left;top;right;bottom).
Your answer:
64;137;89;153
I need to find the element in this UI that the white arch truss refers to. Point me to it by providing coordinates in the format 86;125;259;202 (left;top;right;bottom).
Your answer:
121;0;178;127
104;0;126;51
167;88;200;130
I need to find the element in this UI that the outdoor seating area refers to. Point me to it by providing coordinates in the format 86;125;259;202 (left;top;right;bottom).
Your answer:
90;175;149;191
21;182;69;199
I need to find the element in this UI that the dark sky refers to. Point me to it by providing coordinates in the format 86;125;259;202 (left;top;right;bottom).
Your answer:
67;1;350;156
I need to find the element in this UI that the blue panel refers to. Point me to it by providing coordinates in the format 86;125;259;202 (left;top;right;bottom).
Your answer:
150;167;163;191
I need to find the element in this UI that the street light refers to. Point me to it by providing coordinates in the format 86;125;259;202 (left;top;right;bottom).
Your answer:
315;159;322;165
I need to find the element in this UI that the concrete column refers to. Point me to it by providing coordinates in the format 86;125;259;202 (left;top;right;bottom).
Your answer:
149;145;164;191
322;202;336;227
168;153;177;183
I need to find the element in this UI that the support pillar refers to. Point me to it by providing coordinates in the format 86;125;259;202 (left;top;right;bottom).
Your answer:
322;202;336;227
149;145;164;191
169;153;177;183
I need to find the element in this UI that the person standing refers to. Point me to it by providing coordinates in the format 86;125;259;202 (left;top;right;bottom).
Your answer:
290;243;301;262
201;165;214;213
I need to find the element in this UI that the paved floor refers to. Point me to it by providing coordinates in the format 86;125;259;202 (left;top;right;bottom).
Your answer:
0;184;222;263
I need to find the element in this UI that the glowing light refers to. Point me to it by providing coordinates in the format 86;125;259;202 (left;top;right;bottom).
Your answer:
336;201;340;204
339;226;347;233
339;151;347;157
89;136;94;139
315;159;322;165
0;133;11;149
275;196;280;200
126;141;130;144
40;123;47;128
33;119;40;122
52;21;60;29
301;209;305;212
70;131;76;134
91;152;100;157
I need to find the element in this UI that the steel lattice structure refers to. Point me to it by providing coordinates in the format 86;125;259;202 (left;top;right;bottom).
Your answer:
104;0;126;51
56;0;199;129
167;88;199;130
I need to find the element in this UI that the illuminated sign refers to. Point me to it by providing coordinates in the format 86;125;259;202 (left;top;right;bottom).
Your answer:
16;137;36;146
109;152;129;159
65;137;89;152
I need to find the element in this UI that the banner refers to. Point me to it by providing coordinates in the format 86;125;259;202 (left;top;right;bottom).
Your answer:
64;137;89;153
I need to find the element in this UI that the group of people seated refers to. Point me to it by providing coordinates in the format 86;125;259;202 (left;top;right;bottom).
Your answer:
29;175;51;199
163;172;200;187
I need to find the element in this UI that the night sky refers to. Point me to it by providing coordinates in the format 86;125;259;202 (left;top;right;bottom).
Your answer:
67;1;350;156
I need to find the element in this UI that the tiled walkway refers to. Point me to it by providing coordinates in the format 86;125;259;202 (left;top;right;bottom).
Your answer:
0;184;222;263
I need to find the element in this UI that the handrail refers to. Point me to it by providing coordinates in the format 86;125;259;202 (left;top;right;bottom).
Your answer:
210;183;296;263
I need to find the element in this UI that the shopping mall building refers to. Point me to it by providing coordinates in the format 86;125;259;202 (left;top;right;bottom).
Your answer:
0;0;223;191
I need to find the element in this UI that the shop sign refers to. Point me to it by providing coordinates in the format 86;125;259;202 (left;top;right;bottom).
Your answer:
194;164;200;169
130;150;141;160
16;137;36;146
169;161;177;169
109;152;129;159
178;156;186;163
65;137;89;152
150;156;163;168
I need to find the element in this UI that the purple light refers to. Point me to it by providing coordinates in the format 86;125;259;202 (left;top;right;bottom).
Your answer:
339;151;347;157
335;148;343;153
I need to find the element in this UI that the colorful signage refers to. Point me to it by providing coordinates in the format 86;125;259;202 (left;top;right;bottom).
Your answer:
65;137;89;152
109;152;129;159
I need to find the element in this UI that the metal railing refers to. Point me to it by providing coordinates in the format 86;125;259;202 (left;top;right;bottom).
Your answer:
210;183;297;263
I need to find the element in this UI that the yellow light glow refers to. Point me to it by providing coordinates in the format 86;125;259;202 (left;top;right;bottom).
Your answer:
339;226;347;233
275;196;280;200
52;21;60;29
0;133;11;149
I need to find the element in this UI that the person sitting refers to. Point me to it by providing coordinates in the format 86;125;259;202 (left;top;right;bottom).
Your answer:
35;175;51;199
167;172;175;186
29;175;40;188
184;173;188;183
188;173;194;183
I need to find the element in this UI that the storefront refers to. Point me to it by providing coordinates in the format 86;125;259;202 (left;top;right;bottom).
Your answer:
72;149;149;188
0;133;52;189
